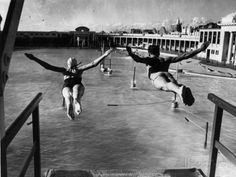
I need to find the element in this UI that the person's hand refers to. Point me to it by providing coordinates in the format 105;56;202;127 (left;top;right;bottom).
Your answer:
126;46;132;54
200;41;210;51
25;53;36;60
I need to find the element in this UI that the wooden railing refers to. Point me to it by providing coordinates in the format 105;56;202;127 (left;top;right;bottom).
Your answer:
208;93;236;177
1;93;43;177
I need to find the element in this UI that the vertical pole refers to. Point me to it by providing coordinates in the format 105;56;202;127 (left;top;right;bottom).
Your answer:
0;14;2;31
189;40;191;51
174;59;179;101
204;122;208;149
100;41;105;69
133;66;136;85
227;32;233;64
1;142;7;177
32;106;41;177
0;98;5;141
208;105;223;177
109;54;111;69
233;33;236;65
165;39;167;50
131;64;136;89
179;40;181;52
0;0;25;175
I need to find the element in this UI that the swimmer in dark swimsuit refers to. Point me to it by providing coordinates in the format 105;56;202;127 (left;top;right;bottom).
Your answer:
25;48;113;120
126;41;210;106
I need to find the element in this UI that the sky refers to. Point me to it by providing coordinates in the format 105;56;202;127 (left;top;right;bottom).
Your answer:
0;0;236;31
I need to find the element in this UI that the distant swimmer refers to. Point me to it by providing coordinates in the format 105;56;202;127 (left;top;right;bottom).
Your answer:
25;48;113;120
126;41;210;106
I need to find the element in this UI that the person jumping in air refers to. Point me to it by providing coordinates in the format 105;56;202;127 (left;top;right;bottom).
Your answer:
126;41;210;106
25;48;113;120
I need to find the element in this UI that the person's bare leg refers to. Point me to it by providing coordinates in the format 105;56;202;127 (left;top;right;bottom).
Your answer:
72;84;85;115
152;72;194;106
62;87;74;120
152;73;180;93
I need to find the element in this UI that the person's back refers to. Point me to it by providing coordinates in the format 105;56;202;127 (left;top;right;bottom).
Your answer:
145;55;171;79
126;41;210;106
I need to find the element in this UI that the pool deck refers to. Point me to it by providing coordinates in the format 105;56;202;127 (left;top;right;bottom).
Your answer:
169;58;236;79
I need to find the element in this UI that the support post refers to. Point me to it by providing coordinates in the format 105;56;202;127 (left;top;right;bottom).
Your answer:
130;66;137;89
0;0;25;175
208;105;223;177
32;106;41;177
204;122;208;149
227;32;233;64
1;145;7;177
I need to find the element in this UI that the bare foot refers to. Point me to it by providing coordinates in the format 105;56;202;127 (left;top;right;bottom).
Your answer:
67;104;75;120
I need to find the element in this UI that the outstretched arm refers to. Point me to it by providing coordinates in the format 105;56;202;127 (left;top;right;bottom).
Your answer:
25;53;67;74
126;46;148;64
77;48;113;71
168;41;210;63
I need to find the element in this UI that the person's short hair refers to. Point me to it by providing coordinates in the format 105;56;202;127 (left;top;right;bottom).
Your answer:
148;45;160;56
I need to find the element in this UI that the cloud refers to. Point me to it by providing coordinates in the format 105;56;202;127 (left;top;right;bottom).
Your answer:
189;17;208;27
1;0;236;31
221;12;236;24
0;0;10;27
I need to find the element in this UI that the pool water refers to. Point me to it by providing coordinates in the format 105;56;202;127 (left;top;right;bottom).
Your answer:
4;48;236;177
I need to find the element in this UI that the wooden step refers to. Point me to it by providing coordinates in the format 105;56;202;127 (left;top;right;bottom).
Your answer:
44;168;206;177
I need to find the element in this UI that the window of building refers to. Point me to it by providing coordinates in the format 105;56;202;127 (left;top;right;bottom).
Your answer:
127;38;131;44
167;40;170;45
138;38;143;44
217;32;220;44
162;40;165;45
153;39;157;45
213;32;216;44
208;32;212;43
133;38;137;45
211;50;215;54
190;41;194;48
215;50;219;55
204;32;208;42
200;32;203;42
176;40;179;47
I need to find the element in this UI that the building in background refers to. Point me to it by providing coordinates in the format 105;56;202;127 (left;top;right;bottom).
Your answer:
14;13;236;66
74;26;97;48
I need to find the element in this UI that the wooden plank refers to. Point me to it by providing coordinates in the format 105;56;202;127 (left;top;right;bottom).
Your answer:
2;93;42;147
215;141;236;167
32;106;41;177
208;105;223;177
1;0;25;175
0;0;25;94
0;3;25;175
1;145;7;177
208;93;236;117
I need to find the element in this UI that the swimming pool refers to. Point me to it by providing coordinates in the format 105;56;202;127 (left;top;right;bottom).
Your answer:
4;48;236;177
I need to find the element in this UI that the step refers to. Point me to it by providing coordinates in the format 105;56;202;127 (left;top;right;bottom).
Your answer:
44;168;206;177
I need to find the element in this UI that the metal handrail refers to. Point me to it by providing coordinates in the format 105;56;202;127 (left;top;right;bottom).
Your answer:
1;92;43;177
208;93;236;177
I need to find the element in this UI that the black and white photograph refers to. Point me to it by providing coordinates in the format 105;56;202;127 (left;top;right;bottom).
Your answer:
1;0;236;177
